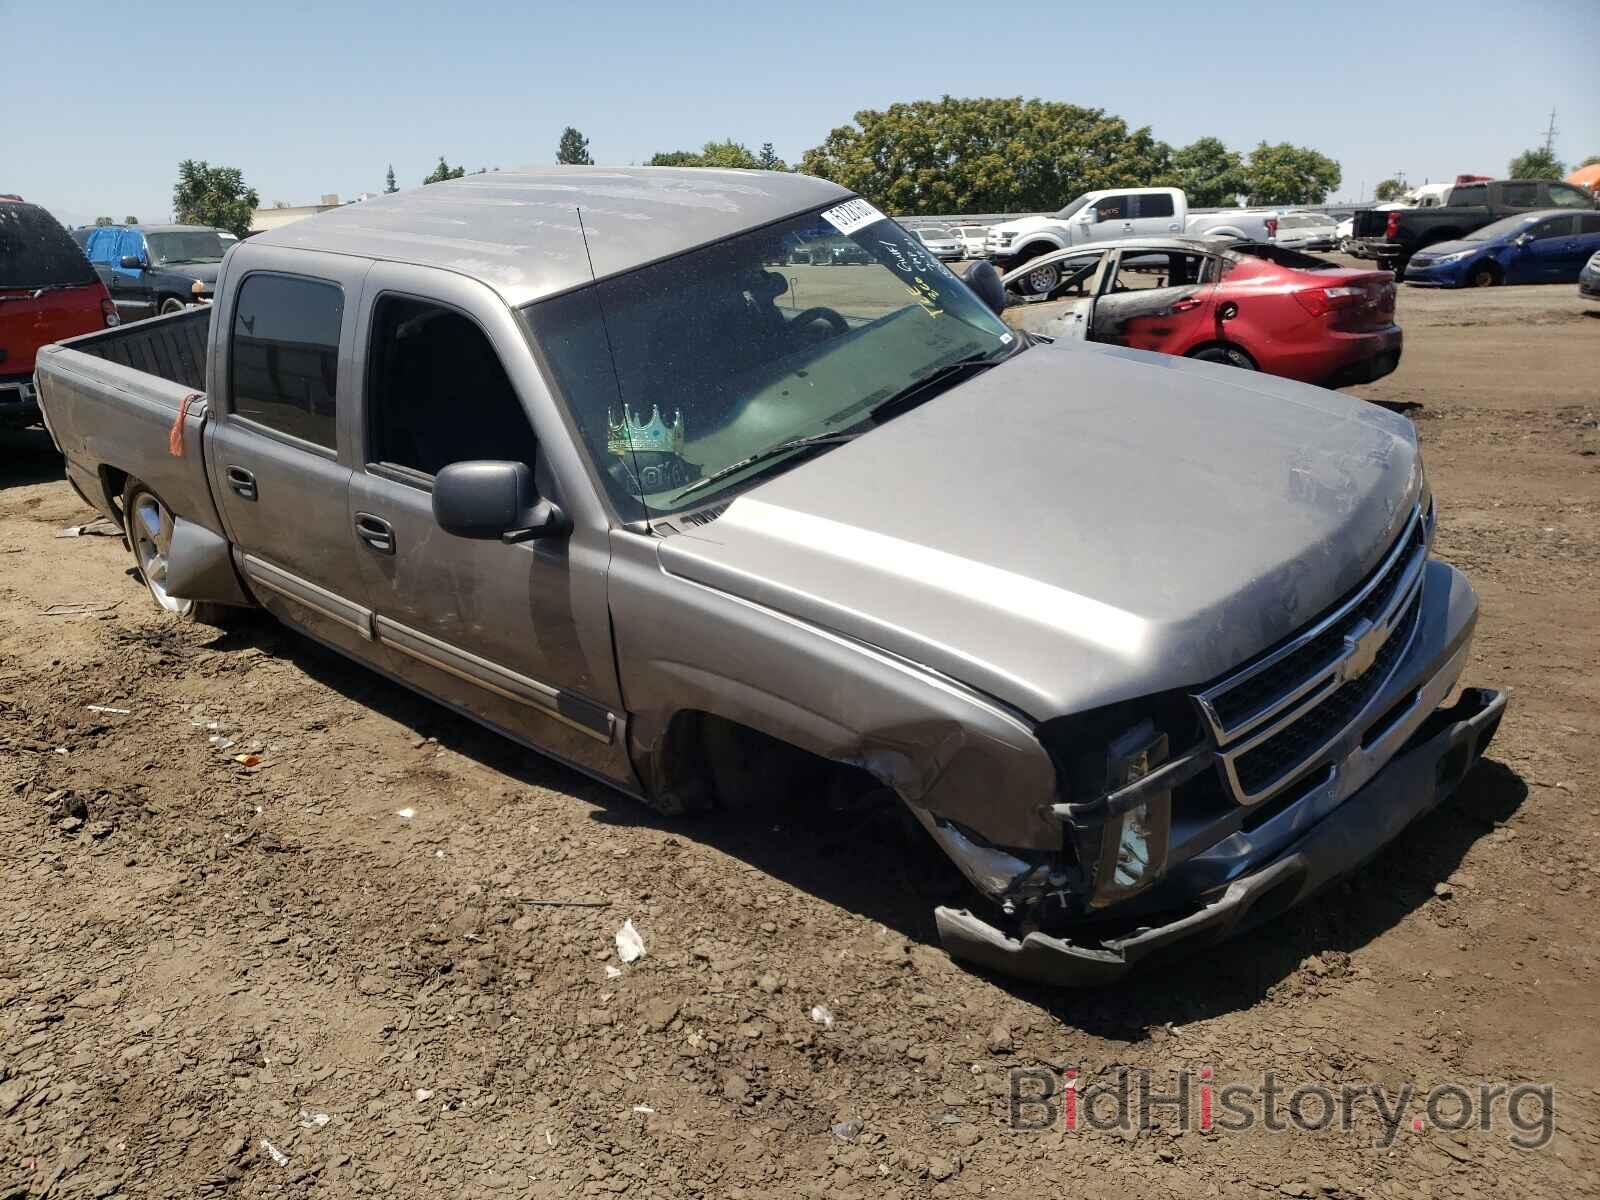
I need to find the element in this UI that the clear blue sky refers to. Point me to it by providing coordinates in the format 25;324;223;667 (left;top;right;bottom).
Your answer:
9;0;1598;226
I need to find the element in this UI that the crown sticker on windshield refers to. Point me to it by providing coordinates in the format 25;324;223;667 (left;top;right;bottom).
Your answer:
820;198;886;237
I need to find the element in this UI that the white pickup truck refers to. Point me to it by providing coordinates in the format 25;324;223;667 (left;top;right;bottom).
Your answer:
987;187;1280;295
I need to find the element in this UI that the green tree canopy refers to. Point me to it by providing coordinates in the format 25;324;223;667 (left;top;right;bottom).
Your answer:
1508;147;1564;179
1171;137;1246;207
757;142;788;171
1241;142;1341;206
557;127;593;165
798;96;1174;215
1580;154;1600;169
422;157;466;185
124;216;138;225
646;139;762;169
1373;178;1406;201
172;160;260;237
93;216;114;227
384;165;398;194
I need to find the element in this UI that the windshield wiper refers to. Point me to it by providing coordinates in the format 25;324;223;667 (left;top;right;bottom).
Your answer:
670;432;860;504
868;350;1007;423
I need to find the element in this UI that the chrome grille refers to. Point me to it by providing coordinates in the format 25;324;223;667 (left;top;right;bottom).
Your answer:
1197;503;1430;806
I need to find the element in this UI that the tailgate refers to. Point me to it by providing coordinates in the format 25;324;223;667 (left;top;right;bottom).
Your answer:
1351;210;1398;239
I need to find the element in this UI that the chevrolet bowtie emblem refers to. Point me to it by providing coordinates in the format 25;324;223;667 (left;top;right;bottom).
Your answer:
1341;617;1388;683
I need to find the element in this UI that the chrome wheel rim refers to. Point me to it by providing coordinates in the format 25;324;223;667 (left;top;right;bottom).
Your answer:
130;493;185;613
1025;263;1059;294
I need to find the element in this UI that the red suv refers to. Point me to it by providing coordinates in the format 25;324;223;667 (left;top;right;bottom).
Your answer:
1;197;119;429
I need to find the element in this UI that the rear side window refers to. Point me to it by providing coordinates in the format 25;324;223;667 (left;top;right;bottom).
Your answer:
1500;183;1538;208
0;203;97;289
230;273;343;450
1136;193;1175;219
1452;184;1486;206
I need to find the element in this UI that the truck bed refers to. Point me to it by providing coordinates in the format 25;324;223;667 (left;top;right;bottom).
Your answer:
34;307;226;538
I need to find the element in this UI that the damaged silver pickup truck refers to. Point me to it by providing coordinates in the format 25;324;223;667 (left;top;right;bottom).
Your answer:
35;168;1506;984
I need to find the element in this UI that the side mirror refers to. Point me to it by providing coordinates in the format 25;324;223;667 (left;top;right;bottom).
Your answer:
964;260;1008;315
1514;233;1534;247
1080;210;1099;224
119;255;144;269
433;460;570;543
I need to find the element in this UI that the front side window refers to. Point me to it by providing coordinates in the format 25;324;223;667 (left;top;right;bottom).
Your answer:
522;202;1015;521
1531;216;1578;240
147;230;231;265
1094;196;1128;221
230;274;343;450
367;296;537;478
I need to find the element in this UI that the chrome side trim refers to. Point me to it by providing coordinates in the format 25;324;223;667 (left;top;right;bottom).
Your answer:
239;554;373;639
374;616;614;744
1197;504;1424;745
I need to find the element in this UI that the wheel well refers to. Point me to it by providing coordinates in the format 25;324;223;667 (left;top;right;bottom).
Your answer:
98;465;130;521
1185;339;1257;368
653;710;884;816
1012;241;1061;264
1472;259;1502;281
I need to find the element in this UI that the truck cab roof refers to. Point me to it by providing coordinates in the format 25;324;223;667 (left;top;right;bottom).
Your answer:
251;166;852;307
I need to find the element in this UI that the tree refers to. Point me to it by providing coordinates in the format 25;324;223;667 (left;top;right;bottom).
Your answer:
93;216;114;227
422;157;466;185
1241;142;1341;206
172;160;260;237
1507;147;1564;179
757;142;787;171
1171;137;1246;207
384;165;398;194
646;139;762;169
557;127;593;165
124;216;138;225
1580;154;1600;169
798;96;1175;215
1373;178;1406;202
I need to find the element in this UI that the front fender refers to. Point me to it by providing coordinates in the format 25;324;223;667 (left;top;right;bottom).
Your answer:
608;530;1064;851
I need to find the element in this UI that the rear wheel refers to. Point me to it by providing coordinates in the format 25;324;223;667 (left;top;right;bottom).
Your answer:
121;480;232;626
1190;345;1257;371
1467;261;1500;288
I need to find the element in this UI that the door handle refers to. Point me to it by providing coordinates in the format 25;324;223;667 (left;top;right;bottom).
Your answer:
1171;297;1203;312
225;465;256;501
355;512;395;554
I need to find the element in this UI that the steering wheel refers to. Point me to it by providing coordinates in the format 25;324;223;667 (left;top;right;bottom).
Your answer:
787;306;849;336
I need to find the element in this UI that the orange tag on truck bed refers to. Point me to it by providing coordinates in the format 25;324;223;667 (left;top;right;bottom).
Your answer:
169;393;201;457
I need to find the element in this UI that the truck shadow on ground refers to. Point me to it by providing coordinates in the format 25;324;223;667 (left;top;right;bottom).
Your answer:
0;428;67;490
211;613;1528;1033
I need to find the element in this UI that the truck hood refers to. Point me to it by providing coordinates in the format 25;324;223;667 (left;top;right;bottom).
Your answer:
658;342;1423;720
156;262;221;285
991;215;1060;238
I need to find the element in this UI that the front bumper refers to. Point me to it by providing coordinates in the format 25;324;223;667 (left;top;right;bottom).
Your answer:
1404;259;1469;287
938;686;1505;985
936;557;1503;986
1579;269;1600;298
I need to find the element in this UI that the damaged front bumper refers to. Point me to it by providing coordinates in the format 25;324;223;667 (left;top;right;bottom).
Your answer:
935;685;1506;986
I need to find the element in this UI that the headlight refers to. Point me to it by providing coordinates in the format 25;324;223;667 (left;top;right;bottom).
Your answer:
1432;250;1473;265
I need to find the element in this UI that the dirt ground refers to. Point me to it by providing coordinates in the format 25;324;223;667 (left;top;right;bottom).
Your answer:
2;277;1597;1199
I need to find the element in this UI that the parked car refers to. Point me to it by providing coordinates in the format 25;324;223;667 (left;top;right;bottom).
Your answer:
957;225;989;258
1350;178;1597;276
827;238;873;265
1274;212;1340;251
0;198;118;429
81;224;237;321
913;227;964;261
1000;238;1401;388
1581;249;1600;300
988;188;1280;295
1404;210;1600;287
1336;215;1356;252
35;168;1504;985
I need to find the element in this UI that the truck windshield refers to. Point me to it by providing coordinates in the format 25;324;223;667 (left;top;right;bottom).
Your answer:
0;204;97;290
146;231;231;264
1053;196;1091;221
522;201;1016;522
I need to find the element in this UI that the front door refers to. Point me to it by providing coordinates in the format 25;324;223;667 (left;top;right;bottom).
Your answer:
346;266;629;784
1512;215;1581;282
207;253;379;665
1089;248;1218;354
107;230;155;321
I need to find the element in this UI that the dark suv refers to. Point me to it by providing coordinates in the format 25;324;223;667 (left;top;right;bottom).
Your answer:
80;224;236;321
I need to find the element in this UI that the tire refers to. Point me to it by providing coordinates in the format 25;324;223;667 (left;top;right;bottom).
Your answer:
158;296;186;316
1190;345;1257;371
121;480;233;626
1467;262;1499;288
1013;250;1061;297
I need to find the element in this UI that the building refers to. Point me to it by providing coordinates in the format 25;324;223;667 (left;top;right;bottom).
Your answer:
249;194;344;234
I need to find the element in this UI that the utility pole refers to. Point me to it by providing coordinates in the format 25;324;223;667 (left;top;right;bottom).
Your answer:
1541;108;1558;155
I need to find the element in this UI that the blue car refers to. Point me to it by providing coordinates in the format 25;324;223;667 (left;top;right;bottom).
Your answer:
1404;209;1600;288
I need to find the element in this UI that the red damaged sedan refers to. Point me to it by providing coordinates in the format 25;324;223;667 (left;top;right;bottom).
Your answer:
999;237;1401;388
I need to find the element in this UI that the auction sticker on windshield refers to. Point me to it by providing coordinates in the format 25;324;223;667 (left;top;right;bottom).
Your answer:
820;198;886;237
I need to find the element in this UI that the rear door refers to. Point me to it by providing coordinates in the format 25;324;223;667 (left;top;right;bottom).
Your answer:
1089;247;1219;354
205;249;381;665
1131;191;1182;237
346;263;630;783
